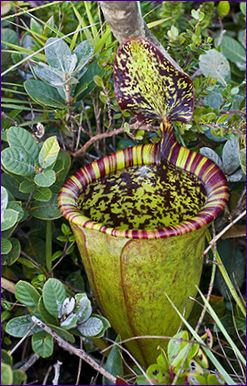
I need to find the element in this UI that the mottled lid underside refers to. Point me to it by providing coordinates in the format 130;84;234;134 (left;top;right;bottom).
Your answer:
114;38;194;124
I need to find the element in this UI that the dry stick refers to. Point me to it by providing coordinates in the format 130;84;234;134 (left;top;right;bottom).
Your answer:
1;277;16;294
19;353;40;372
31;316;117;384
203;210;246;256
72;125;154;158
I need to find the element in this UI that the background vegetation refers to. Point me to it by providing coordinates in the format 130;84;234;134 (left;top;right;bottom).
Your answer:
1;1;246;385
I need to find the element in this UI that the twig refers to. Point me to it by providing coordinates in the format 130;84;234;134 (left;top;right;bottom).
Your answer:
31;316;117;384
19;353;40;372
52;360;63;385
42;365;52;385
72;124;154;158
1;277;16;294
203;210;246;256
76;338;83;385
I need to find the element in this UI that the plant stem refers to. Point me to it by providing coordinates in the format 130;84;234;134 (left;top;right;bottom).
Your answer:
46;221;52;272
31;316;118;384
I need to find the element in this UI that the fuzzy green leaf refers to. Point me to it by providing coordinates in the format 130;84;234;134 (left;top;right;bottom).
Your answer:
1;238;12;255
5;315;41;337
32;331;54;358
7;126;39;161
43;278;67;317
15;281;40;308
34;169;56;187
103;335;123;384
30;194;61;220
33;187;52;202
45;37;76;73
24;79;65;108
221;36;246;65
1;363;13;385
78;316;104;337
199;49;230;86
2;147;36;176
2;238;21;266
39;136;60;169
1;209;19;231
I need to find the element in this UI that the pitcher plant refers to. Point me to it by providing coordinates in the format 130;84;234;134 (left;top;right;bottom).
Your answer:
58;38;229;366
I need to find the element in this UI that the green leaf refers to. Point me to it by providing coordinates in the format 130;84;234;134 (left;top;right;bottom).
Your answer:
33;63;65;87
51;151;71;193
74;40;93;71
114;38;194;123
48;324;75;343
1;350;12;366
2;147;36;177
167;330;189;363
222;138;240;175
5;315;41;337
240;2;246;16
24;79;65;108
221;36;246;65
103;335;123;384
39;136;60;169
74;293;92;322
15;281;40;308
34;169;56;187
1;363;13;385
199;49;230;86
12;370;27;385
19;179;35;194
77;316;104;337
33;187;52;202
1;238;13;255
45;37;77;73
1;209;19;231
38;297;57;325
32;331;54;358
43;278;67;317
30;194;61;220
7;126;39;161
217;1;230;18
60;313;78;330
2;238;21;266
1;186;8;213
8;201;24;222
199;148;223;170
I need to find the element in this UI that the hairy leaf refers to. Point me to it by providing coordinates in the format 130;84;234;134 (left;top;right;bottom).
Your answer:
43;278;67;317
34;169;56;187
15;281;40;308
199;49;230;86
39;136;60;169
5;315;41;337
2;147;36;176
24;79;65;108
32;331;54;358
7;126;39;161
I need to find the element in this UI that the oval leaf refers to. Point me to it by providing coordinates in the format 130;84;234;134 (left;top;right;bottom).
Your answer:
5;315;41;337
222;137;240;174
24;79;65;108
15;281;40;308
7;127;39;161
78;316;104;337
30;194;61;220
1;363;13;385
1;209;19;231
39;136;60;169
199;147;223;170
1;238;12;255
34;169;56;187
2;238;21;266
32;331;54;358
2;147;36;177
199;49;230;86
43;278;67;317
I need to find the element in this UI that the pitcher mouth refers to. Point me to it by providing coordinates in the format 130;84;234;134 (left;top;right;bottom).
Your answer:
58;142;229;239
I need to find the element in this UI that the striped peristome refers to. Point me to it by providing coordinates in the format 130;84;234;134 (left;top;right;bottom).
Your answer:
58;132;229;239
114;38;194;123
